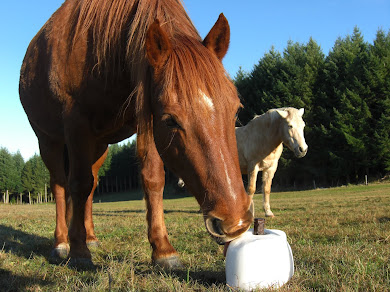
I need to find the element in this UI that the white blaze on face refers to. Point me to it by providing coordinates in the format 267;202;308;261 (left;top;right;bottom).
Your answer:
199;90;215;112
220;149;236;200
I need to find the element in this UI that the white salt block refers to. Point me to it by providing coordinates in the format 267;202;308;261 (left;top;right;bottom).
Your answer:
225;228;294;291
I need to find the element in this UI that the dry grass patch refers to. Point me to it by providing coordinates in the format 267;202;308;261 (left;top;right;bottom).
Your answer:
0;183;389;291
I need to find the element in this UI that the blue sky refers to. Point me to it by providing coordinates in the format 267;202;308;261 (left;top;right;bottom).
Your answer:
1;0;389;161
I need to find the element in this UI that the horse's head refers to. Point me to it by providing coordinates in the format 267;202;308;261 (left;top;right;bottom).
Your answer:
277;108;308;158
145;15;253;244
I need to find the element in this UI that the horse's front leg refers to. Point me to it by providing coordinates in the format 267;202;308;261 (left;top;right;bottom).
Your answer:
138;140;182;269
262;168;276;217
37;134;70;259
247;163;259;200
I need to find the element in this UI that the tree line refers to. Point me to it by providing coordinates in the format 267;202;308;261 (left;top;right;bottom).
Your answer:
0;148;49;203
1;27;389;200
0;140;180;201
235;27;390;187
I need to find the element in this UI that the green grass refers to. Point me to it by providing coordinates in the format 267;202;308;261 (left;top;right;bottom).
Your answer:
1;183;389;291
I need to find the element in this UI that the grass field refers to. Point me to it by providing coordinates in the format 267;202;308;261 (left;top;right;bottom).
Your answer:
1;183;389;291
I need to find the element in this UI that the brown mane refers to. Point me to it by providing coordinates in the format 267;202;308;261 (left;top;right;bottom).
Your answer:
68;0;237;152
70;0;198;73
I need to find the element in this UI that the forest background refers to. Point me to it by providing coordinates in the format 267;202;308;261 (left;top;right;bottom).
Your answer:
1;27;389;202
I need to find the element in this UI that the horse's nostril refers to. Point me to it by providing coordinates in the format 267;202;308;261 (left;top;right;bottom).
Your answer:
205;216;225;237
299;147;304;153
212;218;224;236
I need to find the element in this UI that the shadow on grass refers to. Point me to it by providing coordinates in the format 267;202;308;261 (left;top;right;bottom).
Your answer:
0;224;52;260
0;268;54;292
117;261;226;287
174;269;226;287
93;185;192;203
0;224;224;289
0;225;56;291
93;209;201;217
378;216;390;223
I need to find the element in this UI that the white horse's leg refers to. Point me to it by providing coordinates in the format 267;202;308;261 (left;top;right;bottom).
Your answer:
262;168;276;217
247;164;259;200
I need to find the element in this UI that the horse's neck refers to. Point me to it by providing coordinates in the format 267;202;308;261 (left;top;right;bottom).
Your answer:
249;113;283;153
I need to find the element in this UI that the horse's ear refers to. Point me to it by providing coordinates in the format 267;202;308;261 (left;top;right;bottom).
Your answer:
203;13;230;60
298;108;305;117
146;19;172;70
276;109;289;119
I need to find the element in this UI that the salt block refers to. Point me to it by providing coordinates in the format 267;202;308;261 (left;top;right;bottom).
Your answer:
225;228;294;291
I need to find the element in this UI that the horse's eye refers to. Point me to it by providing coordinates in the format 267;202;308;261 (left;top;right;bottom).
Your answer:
163;114;181;129
288;125;293;129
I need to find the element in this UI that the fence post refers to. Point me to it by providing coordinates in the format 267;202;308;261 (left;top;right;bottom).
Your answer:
6;190;9;204
365;175;368;185
29;192;31;205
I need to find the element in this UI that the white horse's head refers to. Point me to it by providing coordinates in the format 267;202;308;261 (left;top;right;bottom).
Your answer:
276;108;308;158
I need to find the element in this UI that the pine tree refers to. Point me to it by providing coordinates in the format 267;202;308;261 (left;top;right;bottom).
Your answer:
235;47;285;125
318;27;373;183
0;147;19;193
12;151;25;193
21;158;35;194
367;29;390;174
21;154;49;195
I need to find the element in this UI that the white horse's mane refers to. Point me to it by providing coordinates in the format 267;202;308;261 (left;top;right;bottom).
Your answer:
251;107;293;125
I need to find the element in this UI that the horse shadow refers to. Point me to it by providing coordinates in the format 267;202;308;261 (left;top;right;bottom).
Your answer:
0;268;54;290
0;224;55;290
0;224;53;260
100;258;226;287
0;224;226;288
93;208;201;217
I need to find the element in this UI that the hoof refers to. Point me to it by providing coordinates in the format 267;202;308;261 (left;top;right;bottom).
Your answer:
265;212;275;218
87;240;101;249
154;255;184;270
51;243;70;259
68;257;95;270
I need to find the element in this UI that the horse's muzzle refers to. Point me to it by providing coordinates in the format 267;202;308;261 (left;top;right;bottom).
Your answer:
204;201;254;245
295;145;308;158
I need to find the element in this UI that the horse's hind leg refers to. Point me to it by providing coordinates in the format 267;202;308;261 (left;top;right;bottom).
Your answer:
247;163;259;200
36;132;70;259
85;147;108;248
138;137;182;269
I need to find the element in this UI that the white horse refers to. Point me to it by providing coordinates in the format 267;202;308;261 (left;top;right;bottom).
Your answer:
236;107;308;217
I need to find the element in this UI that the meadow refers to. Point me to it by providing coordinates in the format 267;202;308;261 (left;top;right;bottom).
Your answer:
0;183;389;291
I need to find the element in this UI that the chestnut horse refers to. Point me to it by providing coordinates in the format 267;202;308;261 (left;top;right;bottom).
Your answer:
19;0;253;268
236;108;308;217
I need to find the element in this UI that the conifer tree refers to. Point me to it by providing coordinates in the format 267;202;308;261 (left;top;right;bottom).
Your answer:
0;148;19;192
12;151;25;193
367;29;390;173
